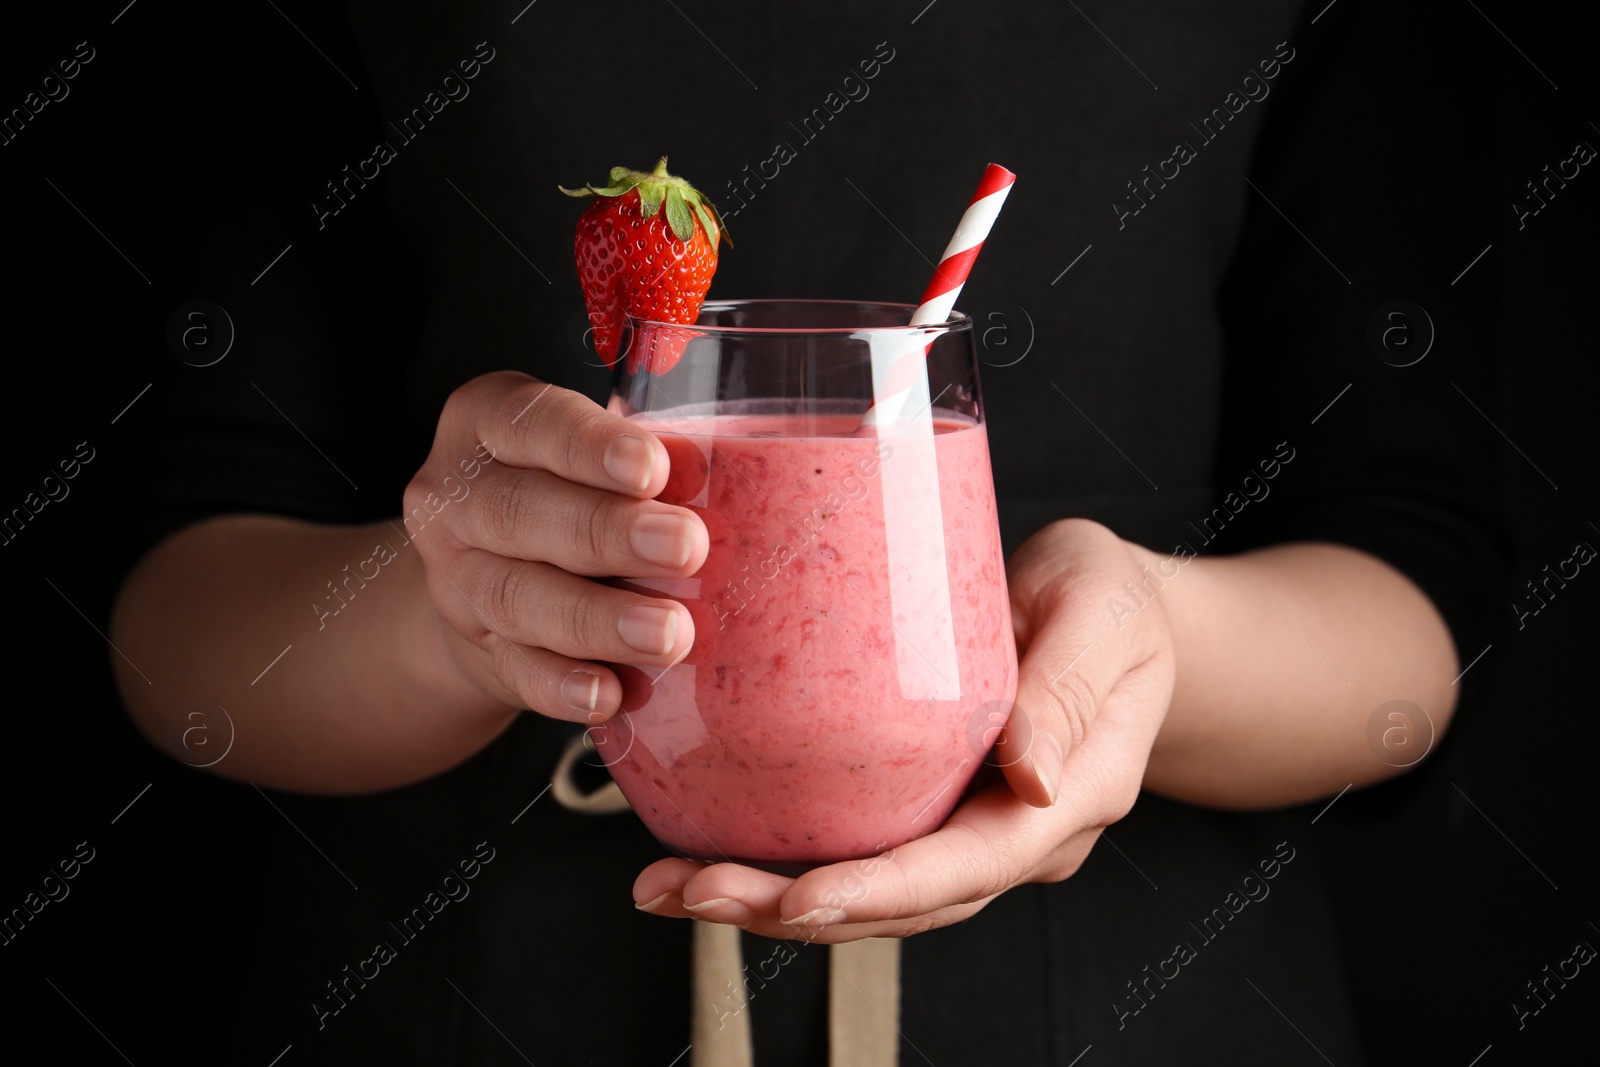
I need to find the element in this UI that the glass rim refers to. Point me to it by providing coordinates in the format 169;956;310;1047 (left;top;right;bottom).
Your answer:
625;298;973;335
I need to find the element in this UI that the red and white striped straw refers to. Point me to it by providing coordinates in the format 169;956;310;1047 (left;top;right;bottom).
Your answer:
910;163;1016;327
863;163;1015;426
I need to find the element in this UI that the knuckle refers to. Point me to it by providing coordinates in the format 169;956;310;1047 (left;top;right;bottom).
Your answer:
1040;666;1095;751
481;563;529;636
440;379;476;424
551;580;608;654
497;376;555;427
1070;516;1115;538
482;475;534;551
566;492;614;565
1044;516;1118;548
971;841;1025;902
455;371;526;423
485;630;515;677
874;857;924;916
561;406;612;474
401;480;428;533
1098;778;1141;828
939;825;1017;907
403;461;443;514
1035;848;1089;885
489;634;539;702
963;866;1012;907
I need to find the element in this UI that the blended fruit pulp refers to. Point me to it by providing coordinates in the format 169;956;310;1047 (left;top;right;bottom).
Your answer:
593;404;1016;870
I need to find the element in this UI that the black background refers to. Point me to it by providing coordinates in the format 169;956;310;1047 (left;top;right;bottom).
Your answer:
0;2;1595;1064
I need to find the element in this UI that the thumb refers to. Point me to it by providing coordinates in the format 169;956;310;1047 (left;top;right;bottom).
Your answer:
994;575;1140;809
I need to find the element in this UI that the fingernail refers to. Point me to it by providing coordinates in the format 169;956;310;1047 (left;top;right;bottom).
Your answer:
636;892;675;913
619;603;678;656
631;512;693;569
1035;730;1065;806
561;670;599;713
683;897;754;927
604;435;655;492
783;906;846;928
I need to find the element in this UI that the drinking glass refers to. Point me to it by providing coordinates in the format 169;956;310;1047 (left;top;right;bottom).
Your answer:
594;299;1017;873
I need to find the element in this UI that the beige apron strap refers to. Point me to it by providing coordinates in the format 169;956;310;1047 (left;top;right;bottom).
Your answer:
549;733;755;1064
694;930;902;1067
829;938;901;1067
553;732;899;1066
550;730;633;814
692;921;754;1067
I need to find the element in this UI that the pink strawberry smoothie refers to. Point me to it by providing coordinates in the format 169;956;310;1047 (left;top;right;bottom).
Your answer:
592;403;1017;870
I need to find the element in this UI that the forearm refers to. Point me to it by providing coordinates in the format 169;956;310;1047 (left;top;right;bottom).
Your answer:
109;515;518;792
1136;541;1460;808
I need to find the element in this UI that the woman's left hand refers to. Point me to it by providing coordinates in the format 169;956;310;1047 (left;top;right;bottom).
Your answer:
632;518;1177;943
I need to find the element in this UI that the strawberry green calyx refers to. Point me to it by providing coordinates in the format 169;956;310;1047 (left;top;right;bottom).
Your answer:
559;156;729;248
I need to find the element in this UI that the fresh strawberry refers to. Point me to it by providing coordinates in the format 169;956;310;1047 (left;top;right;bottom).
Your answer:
560;157;727;374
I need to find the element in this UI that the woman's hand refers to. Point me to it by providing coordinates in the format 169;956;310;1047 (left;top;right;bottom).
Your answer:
409;371;709;725
631;518;1175;942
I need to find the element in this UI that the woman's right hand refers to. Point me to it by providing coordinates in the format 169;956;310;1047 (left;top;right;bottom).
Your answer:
406;371;708;724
